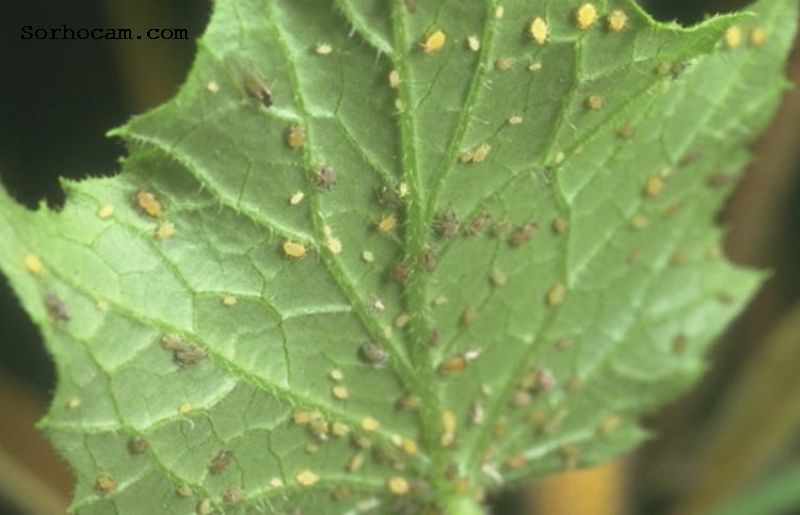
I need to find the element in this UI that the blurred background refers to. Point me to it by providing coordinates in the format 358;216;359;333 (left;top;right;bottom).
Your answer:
0;1;797;514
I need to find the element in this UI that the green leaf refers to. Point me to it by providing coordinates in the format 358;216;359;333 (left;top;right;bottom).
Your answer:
0;0;796;513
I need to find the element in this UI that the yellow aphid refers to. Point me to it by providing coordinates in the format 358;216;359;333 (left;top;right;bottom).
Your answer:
177;401;193;414
508;115;523;125
389;70;401;88
528;61;543;72
401;438;418;455
97;204;115;219
332;385;349;400
329;368;345;381
155;221;175;241
206;81;220;93
394;313;411;328
495;6;505;19
644;175;665;197
95;473;117;493
346;452;365;472
196;499;212;515
377;214;397;233
441;410;456;446
387;477;410;495
467;36;480;51
289;191;305;205
175;485;193;497
135;190;163;218
292;410;317;425
421;30;446;53
361;417;380;432
547;283;567;306
287;126;305;150
529;17;548;44
269;477;284;488
576;3;598;30
750;26;766;47
221;294;237;306
331;422;350;437
361;250;374;263
607;10;628;32
23;254;44;275
325;234;342;254
586;95;604;110
67;396;81;409
725;25;742;49
315;43;332;55
295;470;319;486
460;143;492;164
282;240;308;259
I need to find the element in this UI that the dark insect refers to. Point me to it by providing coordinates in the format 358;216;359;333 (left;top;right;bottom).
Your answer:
128;436;149;455
44;293;70;322
464;210;491;236
392;262;409;283
509;222;538;247
359;343;388;365
433;210;460;238
161;334;208;367
421;247;438;272
244;69;273;107
314;165;336;191
376;185;403;207
210;450;235;474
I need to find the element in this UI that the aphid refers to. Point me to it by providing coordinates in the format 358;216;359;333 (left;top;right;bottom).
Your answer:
332;486;351;501
392;262;409;283
387;477;410;495
529;17;548;44
422;247;438;272
175;485;193;497
398;395;421;410
224;487;243;504
269;477;284;488
707;244;721;260
361;416;380;432
295;470;319;486
672;334;688;354
495;58;512;71
750;26;766;47
528;61;543;72
329;368;344;381
438;355;467;376
346;453;365;472
471;402;485;426
495;6;505;19
465;210;492;236
598;414;621;436
95;473;117;493
586;95;604;110
97;204;115;219
331;385;349;400
467;36;480;51
221;294;237;306
196;499;213;515
377;214;397;232
369;296;385;312
361;250;375;263
155;221;175;241
244;68;273;107
644;175;665;197
67;397;81;409
324;227;342;254
627;249;642;265
535;368;557;392
607;10;628;32
724;25;742;50
206;81;220;94
461;306;478;326
287;125;305;150
313;165;336;190
135;190;163;218
511;390;532;407
394;313;411;328
282;240;308;259
552;218;568;234
460;143;492;164
305;443;319;454
44;293;70;322
315;43;332;55
421;30;446;53
401;438;419;455
331;422;350;438
631;215;649;229
359;343;388;365
506;455;526;470
24;254;45;275
210;450;235;474
490;269;507;287
546;283;567;306
441;410;456;446
309;418;330;441
618;124;635;139
671;251;687;266
510;222;538;247
576;3;598;30
128;436;148;454
178;401;193;414
388;70;401;88
433;210;460;238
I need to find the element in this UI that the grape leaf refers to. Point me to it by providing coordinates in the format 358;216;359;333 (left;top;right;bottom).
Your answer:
0;0;796;513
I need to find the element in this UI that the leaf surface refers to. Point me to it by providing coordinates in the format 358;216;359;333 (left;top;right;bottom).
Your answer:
0;0;796;513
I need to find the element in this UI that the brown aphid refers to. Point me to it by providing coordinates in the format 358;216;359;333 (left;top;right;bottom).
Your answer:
175;485;193;497
392;262;409;283
644;175;665;197
332;486;352;501
461;306;478;327
627;250;642;265
210;450;235;474
618;124;635;140
491;219;511;238
551;218;568;234
422;246;438;272
224;486;244;504
438;355;467;376
506;455;526;470
495;58;512;71
586;95;604;110
433;209;460;238
429;328;441;346
376;184;404;207
535;368;557;392
377;214;398;233
359;343;388;365
398;395;421;410
243;69;273;107
510;222;538;247
313;165;336;191
173;342;208;368
95;473;117;493
707;172;734;189
196;498;213;515
598;415;622;436
672;334;688;354
287;125;305;150
465;210;492;236
490;269;507;287
135;190;163;218
128;436;148;455
44;293;70;322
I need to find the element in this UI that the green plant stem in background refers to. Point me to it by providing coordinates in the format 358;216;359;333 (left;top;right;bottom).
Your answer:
710;462;800;515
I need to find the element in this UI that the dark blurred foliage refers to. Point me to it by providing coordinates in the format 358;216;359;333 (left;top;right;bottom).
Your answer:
0;1;797;514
